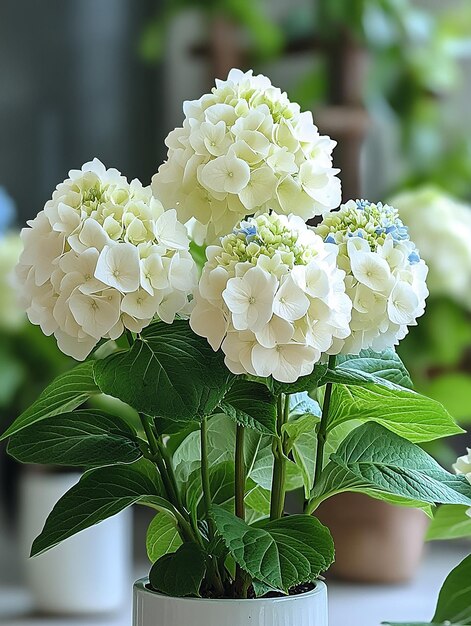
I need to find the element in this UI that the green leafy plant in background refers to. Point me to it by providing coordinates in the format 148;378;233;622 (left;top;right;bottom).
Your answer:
139;0;283;64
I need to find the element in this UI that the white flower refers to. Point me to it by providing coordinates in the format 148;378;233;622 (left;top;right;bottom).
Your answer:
95;243;141;293
223;266;277;332
152;69;341;241
190;212;352;383
316;199;429;354
454;449;471;518
392;186;471;310
0;233;25;331
16;159;197;360
454;449;471;481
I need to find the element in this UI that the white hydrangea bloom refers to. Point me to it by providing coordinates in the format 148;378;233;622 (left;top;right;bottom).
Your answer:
152;69;341;241
454;449;471;518
16;159;198;360
316;199;429;354
190;212;352;383
0;233;24;331
392;186;471;309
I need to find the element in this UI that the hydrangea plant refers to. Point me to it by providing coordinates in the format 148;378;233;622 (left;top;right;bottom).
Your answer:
2;72;471;602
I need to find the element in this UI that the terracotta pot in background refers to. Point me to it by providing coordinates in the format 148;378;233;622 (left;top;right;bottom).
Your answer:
316;493;430;584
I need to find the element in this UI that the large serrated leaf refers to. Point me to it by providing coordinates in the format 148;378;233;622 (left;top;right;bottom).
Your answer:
212;506;334;593
219;379;277;434
328;383;463;443
149;543;206;598
314;423;471;508
0;361;99;441
31;460;170;556
330;349;413;389
8;410;141;467
94;320;233;422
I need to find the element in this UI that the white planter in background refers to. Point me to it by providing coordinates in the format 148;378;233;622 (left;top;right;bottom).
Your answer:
133;578;328;626
20;470;132;615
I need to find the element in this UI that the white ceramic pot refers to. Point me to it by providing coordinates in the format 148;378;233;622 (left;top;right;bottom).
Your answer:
20;470;132;614
133;578;328;626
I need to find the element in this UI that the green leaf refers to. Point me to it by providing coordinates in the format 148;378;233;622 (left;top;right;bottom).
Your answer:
184;461;236;521
31;460;170;556
283;410;319;497
149;543;206;598
0;361;99;441
212;506;334;593
7;410;141;467
432;554;471;624
245;483;271;517
94;320;233;423
267;363;328;395
328;383;463;443
219;379;277;434
288;392;322;420
146;512;182;563
173;414;262;486
249;440;303;492
314;423;471;508
329;348;413;389
427;505;471;541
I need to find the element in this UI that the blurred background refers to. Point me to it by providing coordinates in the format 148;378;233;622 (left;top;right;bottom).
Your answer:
0;1;470;624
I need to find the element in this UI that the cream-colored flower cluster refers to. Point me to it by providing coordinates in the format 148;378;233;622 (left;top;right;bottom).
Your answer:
316;199;429;354
454;449;471;518
16;159;197;360
152;69;341;241
0;233;24;331
392;186;471;309
190;212;352;382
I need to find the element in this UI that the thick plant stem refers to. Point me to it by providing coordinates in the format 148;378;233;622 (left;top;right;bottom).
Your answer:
234;423;250;598
235;424;246;521
308;354;337;514
157;436;185;513
270;394;290;520
200;414;225;596
200;414;216;541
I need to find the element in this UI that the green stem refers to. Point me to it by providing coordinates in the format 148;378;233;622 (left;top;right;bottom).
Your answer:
235;424;246;521
305;355;337;516
157;435;185;513
234;423;250;598
270;394;289;520
200;414;216;540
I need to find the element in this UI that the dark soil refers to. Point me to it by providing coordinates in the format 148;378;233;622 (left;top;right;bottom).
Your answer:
146;581;316;599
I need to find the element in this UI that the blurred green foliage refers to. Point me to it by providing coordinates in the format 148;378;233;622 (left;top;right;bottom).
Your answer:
139;0;283;64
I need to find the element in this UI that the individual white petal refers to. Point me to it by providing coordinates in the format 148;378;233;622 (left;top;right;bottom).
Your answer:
349;249;392;292
154;209;189;250
168;253;196;292
387;281;419;325
68;290;121;339
94;243;140;293
199;155;250;194
222;266;277;332
255;315;293;349
273;275;310;322
238;166;277;211
157;290;188;324
54;329;98;361
190;297;227;350
121;288;162;320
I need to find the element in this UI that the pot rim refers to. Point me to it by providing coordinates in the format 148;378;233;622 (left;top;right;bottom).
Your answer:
134;578;327;605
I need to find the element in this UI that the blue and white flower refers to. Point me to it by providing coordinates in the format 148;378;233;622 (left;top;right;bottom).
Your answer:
316;199;428;353
190;212;351;383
